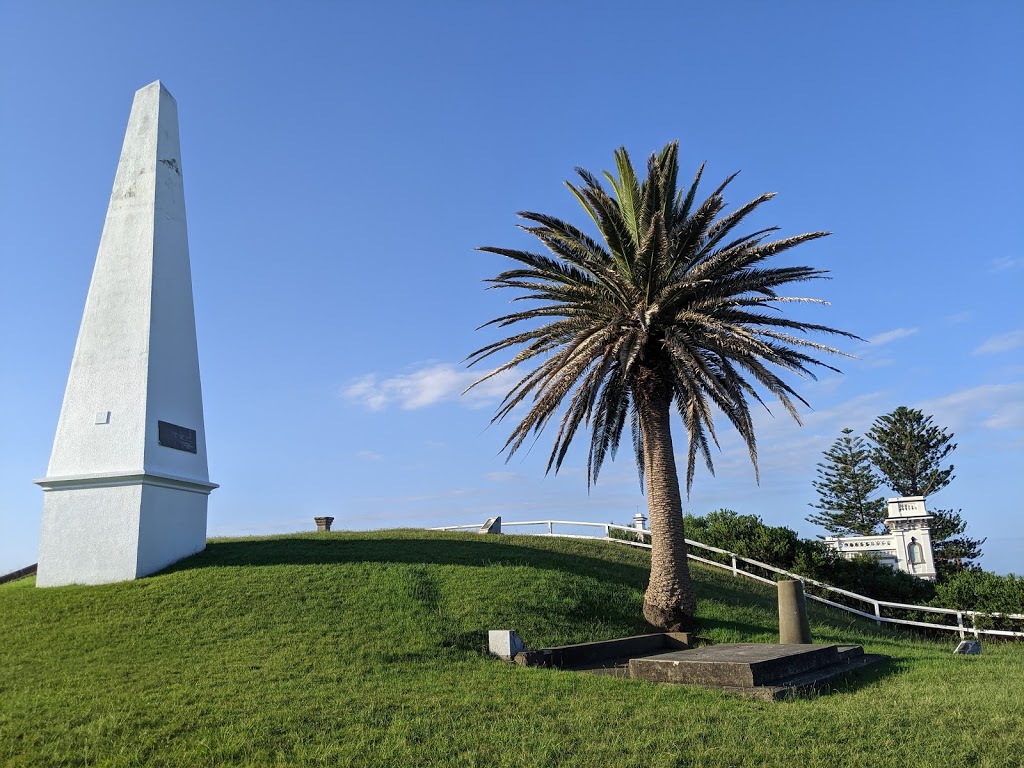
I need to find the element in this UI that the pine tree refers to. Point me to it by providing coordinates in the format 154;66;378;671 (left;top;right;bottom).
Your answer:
865;407;982;578
866;406;956;497
930;508;985;576
807;428;886;535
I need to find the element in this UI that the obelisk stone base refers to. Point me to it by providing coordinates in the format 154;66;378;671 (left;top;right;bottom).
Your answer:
37;481;208;587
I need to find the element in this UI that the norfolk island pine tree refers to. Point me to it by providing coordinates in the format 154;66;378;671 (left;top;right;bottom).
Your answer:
866;406;956;499
467;142;858;629
807;427;887;535
866;407;983;573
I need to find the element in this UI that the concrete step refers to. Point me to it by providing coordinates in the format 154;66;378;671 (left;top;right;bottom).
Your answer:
752;652;888;700
629;643;843;687
516;635;889;700
625;643;887;700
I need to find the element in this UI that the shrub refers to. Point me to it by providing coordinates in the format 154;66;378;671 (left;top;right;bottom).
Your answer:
607;524;647;544
681;509;934;605
933;569;1024;616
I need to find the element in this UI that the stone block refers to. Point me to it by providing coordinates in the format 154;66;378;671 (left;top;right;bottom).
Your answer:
479;516;501;534
488;629;526;659
629;643;843;687
953;640;981;655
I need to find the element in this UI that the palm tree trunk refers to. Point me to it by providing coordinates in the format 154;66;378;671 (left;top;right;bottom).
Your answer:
636;379;697;630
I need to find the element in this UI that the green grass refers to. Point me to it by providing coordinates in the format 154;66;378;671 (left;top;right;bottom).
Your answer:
1;530;1021;767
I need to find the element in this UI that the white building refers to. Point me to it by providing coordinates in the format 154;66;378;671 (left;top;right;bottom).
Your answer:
823;496;937;581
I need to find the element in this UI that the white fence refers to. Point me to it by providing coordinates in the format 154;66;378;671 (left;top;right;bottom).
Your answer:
430;519;1024;640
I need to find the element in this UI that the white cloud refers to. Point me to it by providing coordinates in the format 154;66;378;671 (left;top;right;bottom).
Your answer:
343;375;389;411
341;363;519;411
990;256;1020;272
917;382;1024;432
945;311;972;325
705;383;1022;490
486;471;521;483
864;327;919;346
355;450;383;461
693;390;891;483
973;330;1024;356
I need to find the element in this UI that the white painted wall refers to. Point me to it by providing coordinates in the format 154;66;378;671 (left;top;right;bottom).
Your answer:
44;82;209;485
136;483;208;577
37;485;143;586
823;496;938;581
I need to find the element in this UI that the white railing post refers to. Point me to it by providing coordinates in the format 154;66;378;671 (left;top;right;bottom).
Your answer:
547;521;553;536
971;613;979;639
731;554;738;577
874;601;881;627
603;524;610;539
956;611;965;640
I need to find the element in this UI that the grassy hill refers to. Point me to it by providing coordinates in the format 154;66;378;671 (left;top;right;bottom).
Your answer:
1;530;1021;767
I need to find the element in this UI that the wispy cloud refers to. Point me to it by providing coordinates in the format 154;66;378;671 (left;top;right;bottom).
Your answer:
945;311;972;325
990;256;1020;272
918;382;1024;432
342;363;518;411
355;450;383;461
865;327;919;346
973;330;1024;356
697;390;891;482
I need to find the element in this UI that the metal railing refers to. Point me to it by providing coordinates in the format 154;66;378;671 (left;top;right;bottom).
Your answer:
430;519;1024;640
0;563;37;585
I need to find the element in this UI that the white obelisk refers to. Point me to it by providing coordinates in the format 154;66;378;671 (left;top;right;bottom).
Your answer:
35;81;217;586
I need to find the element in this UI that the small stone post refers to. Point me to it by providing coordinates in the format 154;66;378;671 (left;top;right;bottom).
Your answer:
778;579;813;644
478;516;501;534
314;516;334;532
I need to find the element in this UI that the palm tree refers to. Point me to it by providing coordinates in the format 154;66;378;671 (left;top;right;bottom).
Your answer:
467;142;857;629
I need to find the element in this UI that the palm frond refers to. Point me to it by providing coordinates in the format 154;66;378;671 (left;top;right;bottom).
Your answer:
471;142;854;496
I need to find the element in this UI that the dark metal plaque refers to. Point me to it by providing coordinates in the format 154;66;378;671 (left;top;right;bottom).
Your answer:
158;420;197;453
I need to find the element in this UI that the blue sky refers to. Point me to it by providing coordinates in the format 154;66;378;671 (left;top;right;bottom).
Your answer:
2;2;1021;576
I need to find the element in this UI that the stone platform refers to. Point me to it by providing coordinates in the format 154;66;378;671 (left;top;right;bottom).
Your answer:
519;635;888;700
628;643;887;700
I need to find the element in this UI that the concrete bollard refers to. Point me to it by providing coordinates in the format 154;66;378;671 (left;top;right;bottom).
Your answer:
778;579;813;644
314;516;334;532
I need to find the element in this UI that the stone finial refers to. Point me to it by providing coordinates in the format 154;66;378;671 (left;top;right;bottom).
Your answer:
314;516;334;532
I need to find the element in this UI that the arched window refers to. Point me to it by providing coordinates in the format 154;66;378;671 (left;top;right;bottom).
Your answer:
908;540;924;565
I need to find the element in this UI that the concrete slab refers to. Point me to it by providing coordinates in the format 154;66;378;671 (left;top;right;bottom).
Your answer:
543;632;694;669
506;634;888;699
629;643;843;687
627;643;888;699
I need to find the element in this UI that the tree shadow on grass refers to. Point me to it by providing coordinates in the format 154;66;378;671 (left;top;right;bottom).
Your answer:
696;616;780;639
158;531;652;591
